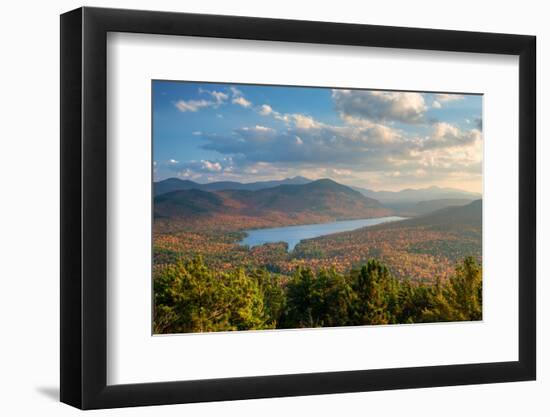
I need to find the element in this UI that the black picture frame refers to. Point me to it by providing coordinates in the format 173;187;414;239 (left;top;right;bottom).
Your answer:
60;6;536;410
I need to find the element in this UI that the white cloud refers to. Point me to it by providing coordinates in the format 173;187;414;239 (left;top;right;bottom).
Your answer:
168;159;226;176
169;88;481;190
200;115;408;166
433;122;461;139
340;115;402;145
259;103;320;130
228;86;253;108
292;114;319;129
174;99;212;112
424;122;481;150
209;90;228;104
332;90;427;123
201;160;222;172
193;113;481;191
198;88;228;105
174;89;228;112
434;93;465;102
230;86;243;97
430;93;465;109
259;104;289;122
274;113;290;123
241;125;273;132
332;168;352;176
254;125;272;131
259;104;273;116
232;96;252;108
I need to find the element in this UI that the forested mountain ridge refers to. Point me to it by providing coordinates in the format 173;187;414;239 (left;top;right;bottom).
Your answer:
154;178;390;222
352;185;481;206
154;176;311;196
373;199;482;231
291;199;482;281
406;198;476;216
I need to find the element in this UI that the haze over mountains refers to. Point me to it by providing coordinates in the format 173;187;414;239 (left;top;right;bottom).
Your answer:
408;198;477;216
351;185;481;205
156;176;480;200
154;176;481;219
153;177;482;283
370;199;482;232
154;178;390;221
154;176;311;196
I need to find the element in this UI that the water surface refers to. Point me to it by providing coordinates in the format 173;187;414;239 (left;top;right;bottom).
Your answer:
239;216;405;251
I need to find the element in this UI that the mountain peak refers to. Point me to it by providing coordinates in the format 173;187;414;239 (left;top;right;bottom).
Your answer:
311;178;339;185
305;178;349;191
160;177;192;184
155;177;388;220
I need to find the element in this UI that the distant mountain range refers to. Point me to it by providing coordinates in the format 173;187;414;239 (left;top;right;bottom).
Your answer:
154;176;481;222
372;199;482;232
388;198;477;216
351;185;481;206
156;177;480;206
154;176;311;196
154;178;390;221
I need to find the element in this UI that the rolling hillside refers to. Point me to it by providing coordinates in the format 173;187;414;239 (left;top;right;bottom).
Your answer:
154;176;311;196
373;199;482;231
352;185;481;206
154;178;389;222
292;199;482;281
388;198;476;217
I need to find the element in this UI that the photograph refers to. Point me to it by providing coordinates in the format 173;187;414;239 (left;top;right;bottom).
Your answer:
50;3;539;412
152;81;483;334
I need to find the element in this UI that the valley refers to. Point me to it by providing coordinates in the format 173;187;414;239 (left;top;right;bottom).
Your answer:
151;82;484;333
153;177;482;283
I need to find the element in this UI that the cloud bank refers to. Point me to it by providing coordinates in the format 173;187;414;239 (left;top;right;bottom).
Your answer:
332;90;427;123
163;86;481;191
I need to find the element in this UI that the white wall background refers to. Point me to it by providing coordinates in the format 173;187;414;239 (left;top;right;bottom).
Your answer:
0;0;545;415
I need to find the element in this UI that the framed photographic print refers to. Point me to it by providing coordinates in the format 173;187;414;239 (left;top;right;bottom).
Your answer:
60;7;536;409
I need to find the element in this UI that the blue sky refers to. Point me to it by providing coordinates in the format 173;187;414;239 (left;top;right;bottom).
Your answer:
153;81;482;192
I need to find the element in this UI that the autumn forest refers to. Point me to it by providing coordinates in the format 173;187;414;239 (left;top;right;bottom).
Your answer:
152;82;483;334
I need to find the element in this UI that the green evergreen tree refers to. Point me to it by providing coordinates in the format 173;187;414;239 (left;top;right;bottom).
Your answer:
250;268;286;328
153;255;482;333
153;256;267;333
310;268;354;327
350;259;399;325
284;267;316;328
422;257;482;322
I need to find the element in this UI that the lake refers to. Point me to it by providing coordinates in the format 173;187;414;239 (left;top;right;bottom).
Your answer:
239;216;405;251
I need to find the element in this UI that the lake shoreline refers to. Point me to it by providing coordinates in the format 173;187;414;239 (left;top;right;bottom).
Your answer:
239;216;406;252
